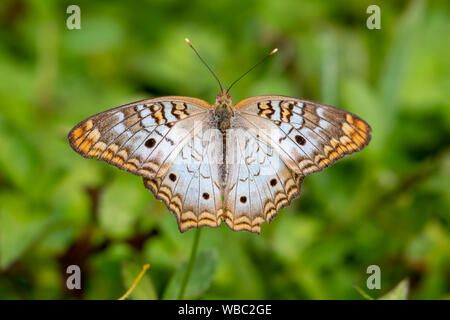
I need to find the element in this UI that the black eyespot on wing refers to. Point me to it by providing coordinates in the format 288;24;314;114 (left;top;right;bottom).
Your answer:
145;138;156;148
240;196;247;203
169;173;177;182
295;135;306;145
202;192;210;200
270;178;277;187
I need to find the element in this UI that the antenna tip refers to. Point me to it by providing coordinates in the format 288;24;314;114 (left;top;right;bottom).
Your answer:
270;48;278;55
185;38;192;47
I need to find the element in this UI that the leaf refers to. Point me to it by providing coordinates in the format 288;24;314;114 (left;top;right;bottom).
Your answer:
379;279;410;300
163;249;217;300
99;173;150;239
0;193;53;269
0;118;37;190
121;262;157;300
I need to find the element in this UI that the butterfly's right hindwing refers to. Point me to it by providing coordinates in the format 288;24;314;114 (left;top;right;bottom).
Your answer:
223;126;304;234
68;97;211;179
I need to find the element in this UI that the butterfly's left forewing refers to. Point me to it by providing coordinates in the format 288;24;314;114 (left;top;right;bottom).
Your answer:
69;96;225;232
68;96;211;179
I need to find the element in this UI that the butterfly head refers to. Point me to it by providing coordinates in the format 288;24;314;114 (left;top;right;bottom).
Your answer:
215;90;233;107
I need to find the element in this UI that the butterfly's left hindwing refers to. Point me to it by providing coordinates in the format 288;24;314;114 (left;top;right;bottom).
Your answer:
144;122;224;232
68;97;211;179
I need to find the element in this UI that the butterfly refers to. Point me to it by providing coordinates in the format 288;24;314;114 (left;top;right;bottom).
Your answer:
68;39;371;234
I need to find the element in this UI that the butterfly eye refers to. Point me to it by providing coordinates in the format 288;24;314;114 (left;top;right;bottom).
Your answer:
169;173;177;182
270;179;278;187
240;196;247;204
295;135;306;145
202;192;210;200
145;138;156;148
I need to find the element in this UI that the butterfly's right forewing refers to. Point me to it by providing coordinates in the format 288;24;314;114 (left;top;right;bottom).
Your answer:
235;96;372;176
221;95;372;233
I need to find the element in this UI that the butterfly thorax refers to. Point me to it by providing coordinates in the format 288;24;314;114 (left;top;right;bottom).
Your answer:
214;91;234;132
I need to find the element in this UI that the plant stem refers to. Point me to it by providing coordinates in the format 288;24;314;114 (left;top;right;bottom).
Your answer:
118;264;150;300
178;227;202;300
353;285;374;300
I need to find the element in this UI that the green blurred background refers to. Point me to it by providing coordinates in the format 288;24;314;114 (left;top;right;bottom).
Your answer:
0;0;449;300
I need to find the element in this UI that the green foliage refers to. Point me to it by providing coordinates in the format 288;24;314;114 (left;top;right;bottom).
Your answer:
121;263;157;300
379;279;409;300
355;279;409;300
163;249;218;300
0;0;449;299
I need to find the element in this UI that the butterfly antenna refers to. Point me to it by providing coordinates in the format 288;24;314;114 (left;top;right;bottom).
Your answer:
185;38;223;91
226;48;278;93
